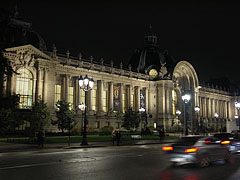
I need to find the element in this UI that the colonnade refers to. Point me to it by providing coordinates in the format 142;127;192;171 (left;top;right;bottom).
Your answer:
59;75;149;114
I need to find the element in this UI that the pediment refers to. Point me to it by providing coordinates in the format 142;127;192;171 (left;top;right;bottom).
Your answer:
5;44;51;60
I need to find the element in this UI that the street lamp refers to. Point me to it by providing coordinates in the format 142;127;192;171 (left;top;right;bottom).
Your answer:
176;110;181;132
78;102;86;134
182;92;191;135
194;106;200;134
79;75;94;145
139;108;146;129
235;102;240;130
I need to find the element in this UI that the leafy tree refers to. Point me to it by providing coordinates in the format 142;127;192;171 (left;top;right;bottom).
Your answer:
0;49;17;98
52;101;77;133
0;94;22;135
121;108;140;131
27;97;52;136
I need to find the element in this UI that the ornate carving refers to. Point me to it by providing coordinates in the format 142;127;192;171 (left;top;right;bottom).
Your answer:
16;51;35;67
159;63;168;79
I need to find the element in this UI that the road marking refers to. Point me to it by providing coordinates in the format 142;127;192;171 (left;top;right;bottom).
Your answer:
0;162;57;170
0;157;96;170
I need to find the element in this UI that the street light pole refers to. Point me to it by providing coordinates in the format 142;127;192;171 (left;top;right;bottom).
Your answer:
79;75;94;146
182;93;191;136
235;102;240;130
194;106;200;134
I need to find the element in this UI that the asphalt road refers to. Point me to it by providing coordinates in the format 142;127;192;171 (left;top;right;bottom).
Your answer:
1;144;240;180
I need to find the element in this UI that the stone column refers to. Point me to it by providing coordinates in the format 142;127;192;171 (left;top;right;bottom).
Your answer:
145;87;149;113
33;76;37;103
36;67;42;100
165;87;173;116
65;74;69;103
43;68;48;102
212;98;215;118
97;80;103;112
120;83;123;112
227;101;230;119
88;88;93;111
135;86;140;112
199;97;202;117
10;73;16;95
126;85;131;109
216;100;219;116
108;82;113;111
157;83;166;123
75;78;80;106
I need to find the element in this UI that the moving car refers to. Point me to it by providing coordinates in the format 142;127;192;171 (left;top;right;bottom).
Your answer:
213;133;240;153
162;136;231;167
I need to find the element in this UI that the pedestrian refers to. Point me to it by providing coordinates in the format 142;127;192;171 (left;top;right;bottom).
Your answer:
37;129;45;148
116;130;121;146
159;129;164;141
112;129;117;145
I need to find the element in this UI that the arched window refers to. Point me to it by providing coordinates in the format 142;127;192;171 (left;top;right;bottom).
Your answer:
16;68;33;109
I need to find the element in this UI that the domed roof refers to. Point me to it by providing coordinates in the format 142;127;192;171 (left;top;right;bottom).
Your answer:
127;26;176;80
0;7;47;50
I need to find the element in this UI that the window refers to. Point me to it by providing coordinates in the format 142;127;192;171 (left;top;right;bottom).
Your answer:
153;123;157;129
117;122;120;129
55;85;61;106
103;90;107;112
172;90;177;115
80;89;85;104
131;94;134;109
68;87;74;106
16;68;33;109
92;89;97;111
95;121;100;129
122;93;125;113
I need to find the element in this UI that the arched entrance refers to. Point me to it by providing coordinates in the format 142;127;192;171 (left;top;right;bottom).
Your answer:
172;61;199;134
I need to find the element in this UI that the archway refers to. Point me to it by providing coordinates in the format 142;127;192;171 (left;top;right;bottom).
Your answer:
172;61;199;134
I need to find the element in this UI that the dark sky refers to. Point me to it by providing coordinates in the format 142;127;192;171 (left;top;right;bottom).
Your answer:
1;0;240;83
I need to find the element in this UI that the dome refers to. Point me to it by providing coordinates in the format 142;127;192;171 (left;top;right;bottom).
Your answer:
0;7;47;50
127;26;176;80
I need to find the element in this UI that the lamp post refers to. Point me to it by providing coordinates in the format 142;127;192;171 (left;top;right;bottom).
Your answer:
176;110;181;133
194;106;200;134
78;102;86;134
182;93;191;135
214;112;219;132
79;75;94;145
139;107;146;129
235;102;240;130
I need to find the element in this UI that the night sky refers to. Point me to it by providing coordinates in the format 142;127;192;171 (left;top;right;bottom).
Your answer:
1;0;240;83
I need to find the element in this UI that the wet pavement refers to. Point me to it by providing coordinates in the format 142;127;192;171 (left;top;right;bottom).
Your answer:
0;139;175;153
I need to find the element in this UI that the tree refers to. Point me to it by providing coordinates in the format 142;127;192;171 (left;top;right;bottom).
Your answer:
0;94;22;135
27;97;52;136
121;108;140;131
0;49;17;98
52;101;77;133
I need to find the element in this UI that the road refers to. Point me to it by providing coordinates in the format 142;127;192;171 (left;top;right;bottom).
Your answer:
1;144;240;180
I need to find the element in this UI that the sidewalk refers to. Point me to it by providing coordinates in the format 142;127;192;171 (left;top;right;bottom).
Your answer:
0;139;175;153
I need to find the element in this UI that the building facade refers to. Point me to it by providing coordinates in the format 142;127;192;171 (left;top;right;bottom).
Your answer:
1;10;240;133
2;42;240;133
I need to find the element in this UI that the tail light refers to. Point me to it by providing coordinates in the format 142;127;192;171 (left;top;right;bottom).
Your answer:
204;140;211;143
221;140;230;144
185;147;200;153
162;146;173;151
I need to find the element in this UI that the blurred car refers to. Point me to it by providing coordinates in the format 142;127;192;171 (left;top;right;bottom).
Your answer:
213;133;240;153
162;136;231;167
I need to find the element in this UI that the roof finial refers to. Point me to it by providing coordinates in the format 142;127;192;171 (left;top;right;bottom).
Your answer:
13;4;19;18
149;24;153;32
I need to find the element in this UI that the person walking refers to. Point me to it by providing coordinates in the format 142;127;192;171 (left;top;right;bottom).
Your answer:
112;129;117;145
116;130;121;146
159;129;164;141
37;129;45;148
